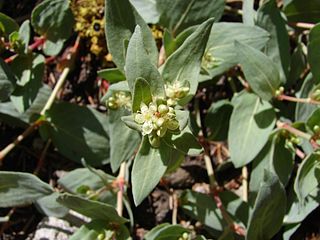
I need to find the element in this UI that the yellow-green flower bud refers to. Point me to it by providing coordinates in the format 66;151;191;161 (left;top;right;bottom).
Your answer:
157;126;167;137
167;119;179;130
149;134;160;148
313;125;320;133
158;104;169;114
182;232;189;239
97;233;105;240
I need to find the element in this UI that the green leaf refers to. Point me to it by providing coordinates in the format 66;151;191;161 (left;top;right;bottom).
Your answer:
307;108;320;132
163;126;203;155
130;0;160;24
0;85;51;126
203;23;269;80
18;20;31;54
283;0;320;23
42;102;110;166
0;58;15;101
205;100;233;141
180;190;224;237
235;41;281;100
121;115;142;132
242;0;255;26
70;220;131;240
163;26;196;58
0;12;19;37
294;152;320;203
131;137;169;205
256;0;291;83
31;0;74;56
246;170;286;240
249;134;294;202
228;92;276;168
105;0;158;72
145;223;189;240
108;108;140;172
57;193;128;224
10;53;45;113
132;77;153;112
287;42;307;87
0;171;53;207
308;24;320;84
59;168;114;187
126;26;164;98
285;188;320;224
35;192;68;218
162;18;214;105
157;0;224;35
295;73;319;122
97;68;126;83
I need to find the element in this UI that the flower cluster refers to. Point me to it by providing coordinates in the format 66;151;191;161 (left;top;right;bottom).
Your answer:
106;91;131;110
71;0;107;57
134;102;179;147
165;81;190;106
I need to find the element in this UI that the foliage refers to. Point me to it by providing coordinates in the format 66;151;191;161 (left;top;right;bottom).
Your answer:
0;0;320;239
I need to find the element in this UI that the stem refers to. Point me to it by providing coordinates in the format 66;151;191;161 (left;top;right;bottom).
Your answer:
5;37;45;64
171;190;178;225
277;94;320;105
33;139;52;175
116;162;126;216
242;166;248;202
41;67;70;115
276;121;312;140
289;22;315;30
204;154;216;187
0;121;41;163
0;67;70;162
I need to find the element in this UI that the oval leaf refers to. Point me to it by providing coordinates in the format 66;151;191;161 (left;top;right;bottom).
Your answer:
228;92;276;168
0;171;53;207
57;193;128;224
246;170;286;240
235;41;281;101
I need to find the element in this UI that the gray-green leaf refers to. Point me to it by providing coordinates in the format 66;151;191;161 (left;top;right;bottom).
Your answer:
228;92;276;168
246;170;286;240
0;171;53;207
235;41;281;100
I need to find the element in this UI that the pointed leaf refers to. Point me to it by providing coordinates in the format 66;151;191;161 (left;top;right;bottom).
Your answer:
105;0;158;72
97;68;126;83
132;77;153;112
256;0;290;83
0;59;15;101
294;153;320;203
131;137;169;205
203;23;269;79
108;108;140;172
162;18;214;104
157;0;224;35
126;26;164;97
250;134;294;202
228;92;276;168
246;170;286;240
57;193;128;224
31;0;74;56
307;24;320;83
43;102;110;166
236;41;281;100
0;171;53;207
283;0;320;23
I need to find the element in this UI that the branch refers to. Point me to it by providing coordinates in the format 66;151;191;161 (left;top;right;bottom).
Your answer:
116;162;126;216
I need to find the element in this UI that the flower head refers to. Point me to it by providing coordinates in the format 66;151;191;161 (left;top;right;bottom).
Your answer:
134;101;179;147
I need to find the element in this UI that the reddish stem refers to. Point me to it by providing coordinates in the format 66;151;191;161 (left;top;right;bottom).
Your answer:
4;37;46;64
